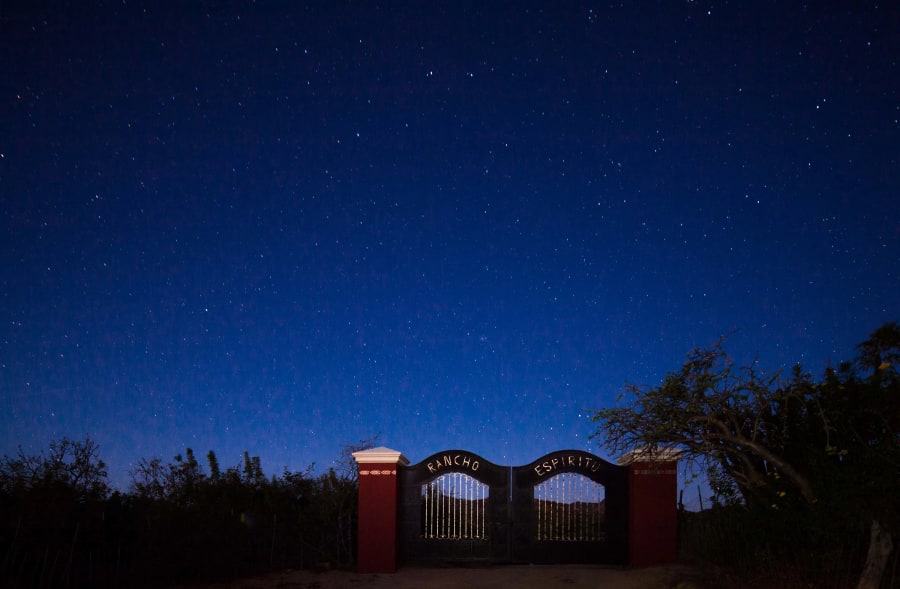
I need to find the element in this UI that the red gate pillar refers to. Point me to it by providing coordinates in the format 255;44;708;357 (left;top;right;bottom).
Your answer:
619;448;681;567
352;446;409;573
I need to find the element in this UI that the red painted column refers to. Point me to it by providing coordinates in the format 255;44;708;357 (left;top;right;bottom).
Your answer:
619;448;680;567
352;447;409;573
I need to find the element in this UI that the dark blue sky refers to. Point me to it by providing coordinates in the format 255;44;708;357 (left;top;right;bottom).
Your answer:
2;2;898;495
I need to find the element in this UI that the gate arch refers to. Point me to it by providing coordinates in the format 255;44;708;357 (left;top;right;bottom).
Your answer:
511;450;628;564
399;450;510;563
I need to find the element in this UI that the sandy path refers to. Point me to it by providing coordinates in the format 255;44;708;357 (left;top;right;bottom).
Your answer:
179;564;695;589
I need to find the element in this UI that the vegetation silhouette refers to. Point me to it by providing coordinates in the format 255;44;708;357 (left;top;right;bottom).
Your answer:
591;321;899;589
1;436;376;588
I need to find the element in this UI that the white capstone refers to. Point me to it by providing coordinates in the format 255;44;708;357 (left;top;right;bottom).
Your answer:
617;446;682;465
352;446;410;466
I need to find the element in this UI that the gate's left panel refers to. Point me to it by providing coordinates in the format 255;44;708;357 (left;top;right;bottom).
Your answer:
399;450;510;564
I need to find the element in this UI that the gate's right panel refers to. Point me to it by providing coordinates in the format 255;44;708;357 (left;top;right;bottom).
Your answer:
511;450;628;565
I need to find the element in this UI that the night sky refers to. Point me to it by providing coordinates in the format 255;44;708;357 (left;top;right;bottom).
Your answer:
2;2;898;496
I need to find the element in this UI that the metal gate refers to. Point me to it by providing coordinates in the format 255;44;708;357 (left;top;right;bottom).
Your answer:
398;450;627;565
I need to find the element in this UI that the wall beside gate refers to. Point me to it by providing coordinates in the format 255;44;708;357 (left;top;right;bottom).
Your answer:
618;447;681;567
353;447;409;573
354;446;679;573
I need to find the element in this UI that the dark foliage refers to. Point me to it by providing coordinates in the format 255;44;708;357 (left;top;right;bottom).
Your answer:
592;322;900;588
0;437;375;588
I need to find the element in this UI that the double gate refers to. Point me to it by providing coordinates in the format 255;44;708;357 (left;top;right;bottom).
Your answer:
399;450;628;565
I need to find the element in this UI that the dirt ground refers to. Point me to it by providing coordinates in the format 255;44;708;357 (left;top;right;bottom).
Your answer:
177;564;700;589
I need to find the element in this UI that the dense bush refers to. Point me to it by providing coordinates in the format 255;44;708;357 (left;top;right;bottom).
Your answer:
593;322;900;588
679;502;899;588
0;438;372;588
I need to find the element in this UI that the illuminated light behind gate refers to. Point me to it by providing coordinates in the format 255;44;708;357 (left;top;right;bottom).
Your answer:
421;472;489;540
534;472;605;541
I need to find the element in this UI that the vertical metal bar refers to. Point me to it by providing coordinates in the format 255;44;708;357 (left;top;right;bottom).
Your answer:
569;474;578;540
453;473;463;538
439;476;444;538
474;478;478;540
545;478;550;540
454;472;459;539
552;475;557;540
577;474;582;541
585;476;590;540
472;477;477;539
454;473;459;539
575;474;580;541
544;479;549;540
538;483;543;540
577;474;581;541
558;475;562;541
553;476;557;540
537;483;541;540
469;479;478;538
587;477;592;539
564;473;569;541
580;474;585;541
427;482;433;539
563;474;567;540
459;473;464;539
476;479;481;539
481;480;486;539
587;477;591;540
554;477;558;541
463;474;468;539
543;482;547;540
453;473;464;538
475;479;480;539
558;475;563;540
450;473;454;539
588;479;594;540
567;474;571;540
465;476;469;540
453;473;457;539
536;482;542;540
465;474;469;539
542;483;546;540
